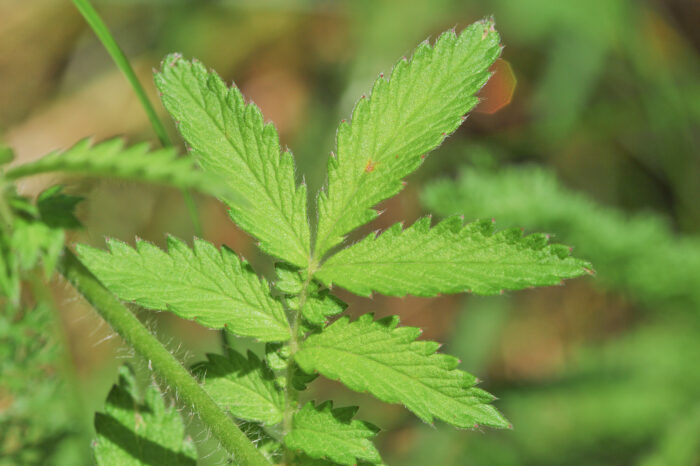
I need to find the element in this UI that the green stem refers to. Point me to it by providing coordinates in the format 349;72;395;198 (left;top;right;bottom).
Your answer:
59;249;270;465
282;260;318;464
72;0;170;147
72;0;203;237
182;190;203;237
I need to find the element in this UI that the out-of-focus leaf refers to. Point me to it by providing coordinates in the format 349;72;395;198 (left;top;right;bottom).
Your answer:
422;165;700;307
94;365;196;465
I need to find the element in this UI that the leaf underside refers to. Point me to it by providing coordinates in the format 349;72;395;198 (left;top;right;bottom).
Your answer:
155;56;310;267
314;19;502;260
94;365;196;465
295;314;510;429
316;216;591;297
77;236;290;341
285;401;382;465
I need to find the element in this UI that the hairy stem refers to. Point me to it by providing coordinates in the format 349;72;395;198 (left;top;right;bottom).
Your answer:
71;0;202;237
59;249;270;465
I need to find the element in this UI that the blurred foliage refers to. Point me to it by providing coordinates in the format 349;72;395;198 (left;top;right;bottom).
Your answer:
423;165;700;309
1;0;698;464
398;304;700;465
0;302;88;465
417;163;700;465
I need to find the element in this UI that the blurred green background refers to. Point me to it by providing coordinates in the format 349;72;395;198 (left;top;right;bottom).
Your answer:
1;0;699;464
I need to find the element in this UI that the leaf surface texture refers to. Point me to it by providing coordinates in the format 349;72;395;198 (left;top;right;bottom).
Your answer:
285;401;381;465
295;314;509;428
156;57;310;266
77;237;290;341
316;217;590;297
192;349;284;425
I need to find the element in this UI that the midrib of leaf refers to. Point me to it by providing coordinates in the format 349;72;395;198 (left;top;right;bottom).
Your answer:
293;424;368;448
306;345;471;401
321;259;571;266
174;71;308;260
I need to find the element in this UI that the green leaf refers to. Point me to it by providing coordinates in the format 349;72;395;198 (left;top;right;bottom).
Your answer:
4;138;230;199
0;187;82;300
12;218;65;277
289;290;347;326
314;19;501;260
292;365;319;391
191;349;284;425
265;342;289;372
422;165;700;308
285;401;382;466
76;237;290;341
316;217;591;297
0;302;83;463
295;314;509;429
37;185;83;230
274;263;304;295
0;241;18;300
94;365;196;465
155;55;311;267
0;144;14;165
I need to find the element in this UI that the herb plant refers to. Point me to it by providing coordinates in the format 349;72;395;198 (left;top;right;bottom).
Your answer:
1;11;592;465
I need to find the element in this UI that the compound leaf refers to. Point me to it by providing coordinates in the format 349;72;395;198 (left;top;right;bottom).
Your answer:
4;138;229;199
316;217;591;297
155;56;310;267
192;349;284;425
94;365;196;465
285;401;381;465
77;237;290;341
295;314;509;429
314;19;501;260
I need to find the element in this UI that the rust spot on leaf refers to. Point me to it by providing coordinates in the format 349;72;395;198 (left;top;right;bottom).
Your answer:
364;159;377;173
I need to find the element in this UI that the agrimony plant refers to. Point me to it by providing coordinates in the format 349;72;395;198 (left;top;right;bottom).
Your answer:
71;19;591;464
